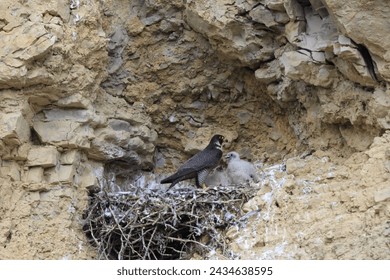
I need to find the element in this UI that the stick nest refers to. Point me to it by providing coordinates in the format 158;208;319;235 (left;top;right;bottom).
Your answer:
83;181;259;260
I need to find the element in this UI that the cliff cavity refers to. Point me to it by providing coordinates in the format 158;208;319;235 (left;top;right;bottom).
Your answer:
0;0;389;259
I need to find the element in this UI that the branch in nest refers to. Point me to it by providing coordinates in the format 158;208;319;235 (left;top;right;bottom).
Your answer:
83;180;260;260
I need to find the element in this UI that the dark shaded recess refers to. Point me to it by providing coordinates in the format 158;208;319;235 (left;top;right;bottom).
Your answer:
30;128;41;145
353;41;379;82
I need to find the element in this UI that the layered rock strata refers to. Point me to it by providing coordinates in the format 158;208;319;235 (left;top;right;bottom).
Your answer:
0;0;389;259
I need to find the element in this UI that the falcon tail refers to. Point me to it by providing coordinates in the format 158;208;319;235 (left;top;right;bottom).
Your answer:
160;175;180;191
160;176;173;184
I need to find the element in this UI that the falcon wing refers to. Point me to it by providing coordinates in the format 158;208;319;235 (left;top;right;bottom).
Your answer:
160;166;199;184
177;148;222;173
161;149;221;184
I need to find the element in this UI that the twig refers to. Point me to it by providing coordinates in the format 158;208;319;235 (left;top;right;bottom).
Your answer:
83;181;258;260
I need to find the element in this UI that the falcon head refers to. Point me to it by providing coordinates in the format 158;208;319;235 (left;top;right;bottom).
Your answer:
225;151;240;163
209;134;225;151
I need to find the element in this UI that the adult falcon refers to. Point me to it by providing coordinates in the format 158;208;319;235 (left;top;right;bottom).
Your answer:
160;134;225;190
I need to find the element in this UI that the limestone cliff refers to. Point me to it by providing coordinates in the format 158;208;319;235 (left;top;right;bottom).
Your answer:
0;0;389;259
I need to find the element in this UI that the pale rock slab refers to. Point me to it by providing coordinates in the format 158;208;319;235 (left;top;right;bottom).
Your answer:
58;165;76;183
92;121;157;163
0;17;57;88
42;108;93;123
107;119;131;132
285;157;307;175
27;146;59;167
130;126;158;143
0;64;27;89
2;143;31;161
88;140;128;161
374;187;390;203
127;137;147;152
13;33;57;62
60;150;80;165
369;89;390;128
47;165;76;184
249;5;278;28
284;0;304;20
0;161;21;181
94;126;132;148
56;94;92;109
274;11;290;24
35;0;70;22
25;166;44;183
322;0;390;81
33;120;93;148
184;0;276;67
280;51;337;88
284;20;306;43
331;35;377;86
0;113;30;146
255;59;282;84
15;143;31;161
79;163;99;189
339;126;376;152
377;116;390;130
266;77;297;103
294;9;338;51
127;16;145;36
265;0;285;12
123;104;151;125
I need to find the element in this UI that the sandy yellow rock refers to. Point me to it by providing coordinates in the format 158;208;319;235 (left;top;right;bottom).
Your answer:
27;146;59;168
0;0;390;261
0;113;30;145
25;167;44;183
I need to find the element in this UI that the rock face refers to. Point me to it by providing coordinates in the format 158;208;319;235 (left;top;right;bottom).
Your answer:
228;133;390;259
0;0;389;259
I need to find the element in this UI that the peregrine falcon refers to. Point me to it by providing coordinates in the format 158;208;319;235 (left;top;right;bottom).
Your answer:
160;134;225;190
225;151;260;185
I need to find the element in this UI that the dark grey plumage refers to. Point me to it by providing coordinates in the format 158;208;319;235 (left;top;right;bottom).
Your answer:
160;134;224;190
